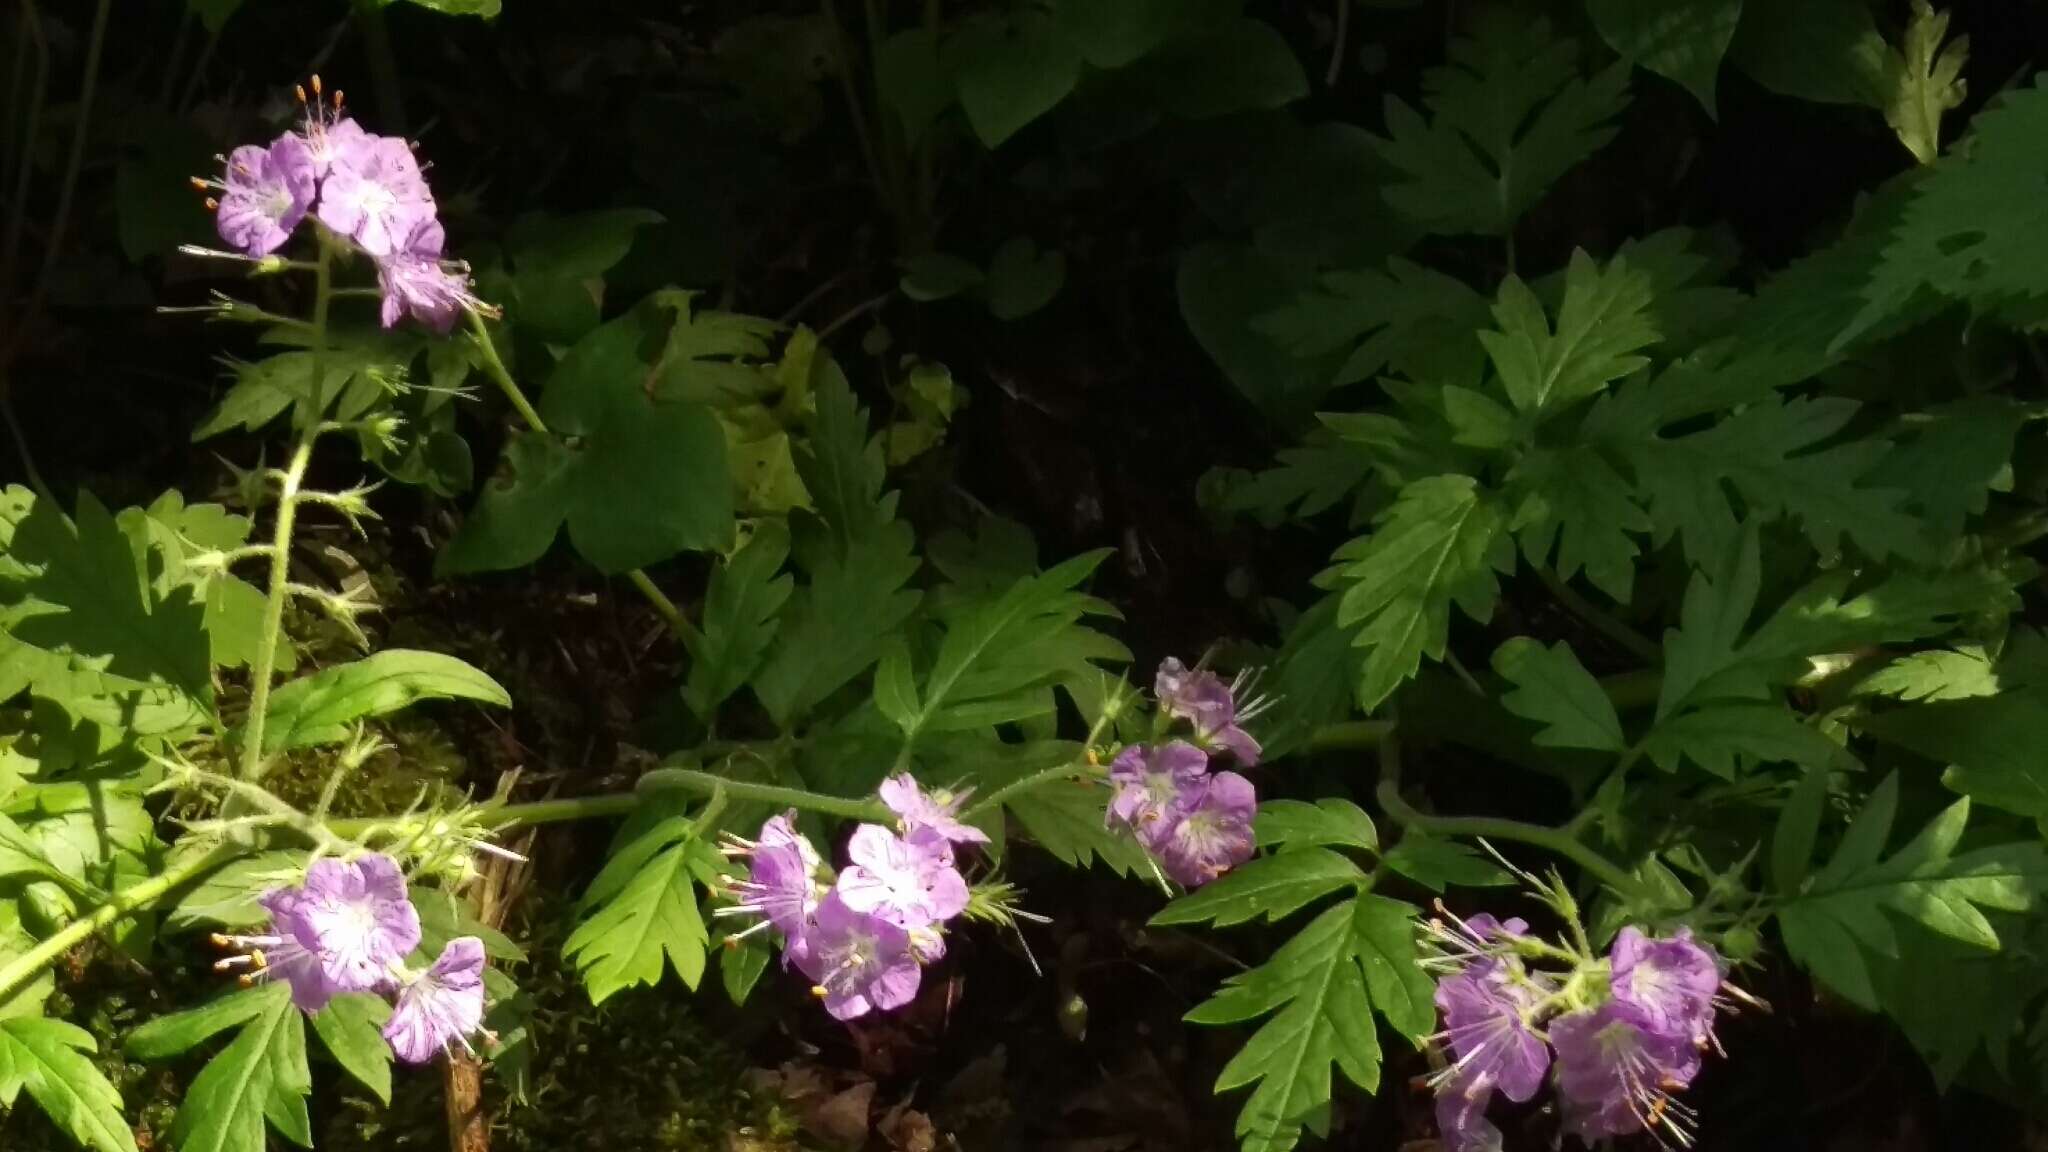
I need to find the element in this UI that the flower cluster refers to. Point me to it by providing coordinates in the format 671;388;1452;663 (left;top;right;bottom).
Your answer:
1425;910;1726;1151
1103;657;1267;888
212;853;488;1064
718;775;986;1021
194;77;482;331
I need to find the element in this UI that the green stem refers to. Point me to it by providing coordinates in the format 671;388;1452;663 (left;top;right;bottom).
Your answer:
238;240;332;781
1375;726;1650;902
1534;565;1660;664
0;845;242;1008
963;756;1099;819
1304;720;1392;753
464;312;704;648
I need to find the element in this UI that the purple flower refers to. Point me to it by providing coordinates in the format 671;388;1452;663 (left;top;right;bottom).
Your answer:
1152;770;1258;888
835;824;968;930
300;107;371;178
382;937;487;1064
716;812;826;949
792;892;922;1021
1463;914;1528;942
1434;1071;1505;1152
879;774;989;848
210;134;316;256
1153;657;1263;766
1432;967;1549;1103
1106;740;1209;840
1549;1002;1701;1142
1609;927;1721;1045
289;854;421;994
210;888;337;1012
316;132;436;257
375;218;481;333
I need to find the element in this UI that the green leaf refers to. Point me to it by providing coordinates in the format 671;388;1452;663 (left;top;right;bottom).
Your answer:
1770;764;1828;896
1586;0;1743;114
719;933;772;1006
256;650;511;754
505;209;663;342
0;1017;137;1152
1126;19;1308;120
1858;689;2048;821
1506;445;1649;604
889;552;1123;745
124;987;275;1062
1254;799;1378;855
309;995;393;1105
750;522;922;729
563;818;719;1004
1852;81;2048;345
1186;896;1432;1152
155;983;312;1152
794;361;890;563
1621;394;1922;567
1776;775;2048;1010
946;9;1084;149
390;0;500;16
7;494;210;707
0;900;54;1019
1152;849;1366;929
1332;475;1508;710
1857;646;2002;704
982;749;1152;877
899;253;985;302
1640;702;1844;778
1883;1;1967;165
1177;243;1335;425
1370;11;1630;236
983;236;1066;321
1479;250;1657;418
876;29;954;144
1380;834;1514;892
683;521;794;722
1491;638;1623;752
1728;0;1888;106
1052;0;1189;68
1257;257;1491;392
442;299;735;574
166;851;303;930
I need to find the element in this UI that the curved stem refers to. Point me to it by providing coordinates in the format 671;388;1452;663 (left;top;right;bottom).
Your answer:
1375;727;1650;902
464;312;703;648
963;756;1100;819
634;767;887;822
0;845;242;1008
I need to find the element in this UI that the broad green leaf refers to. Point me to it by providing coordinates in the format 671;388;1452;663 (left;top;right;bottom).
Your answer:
888;551;1123;745
1126;19;1307;120
1380;834;1514;892
1153;849;1365;928
876;29;954;144
563;820;719;1004
7;494;210;707
683;521;794;722
1623;394;1921;566
157;983;311;1152
442;298;735;574
1478;250;1657;418
751;521;921;729
1491;638;1624;752
126;987;275;1061
1873;397;2029;552
719;933;772;1006
1187;895;1432;1152
1641;702;1844;778
0;1017;137;1152
1777;775;2048;1009
972;745;1152;878
1371;11;1630;236
0;900;52;1019
1655;523;1762;721
1177;242;1336;425
166;851;303;930
1053;0;1190;68
505;209;663;342
1254;799;1378;855
1586;0;1743;114
794;362;890;564
309;995;393;1105
1858;689;2048;821
946;10;1083;149
256;650;510;754
1857;646;2002;703
983;236;1066;321
1506;445;1648;604
900;253;985;302
1770;763;1829;895
1728;0;1888;106
1257;257;1491;392
1333;475;1508;710
1852;81;2048;345
1883;1;1967;165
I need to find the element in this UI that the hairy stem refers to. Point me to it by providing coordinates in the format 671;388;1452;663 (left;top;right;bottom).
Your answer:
0;845;243;1008
237;239;334;781
464;312;704;648
1375;726;1651;902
